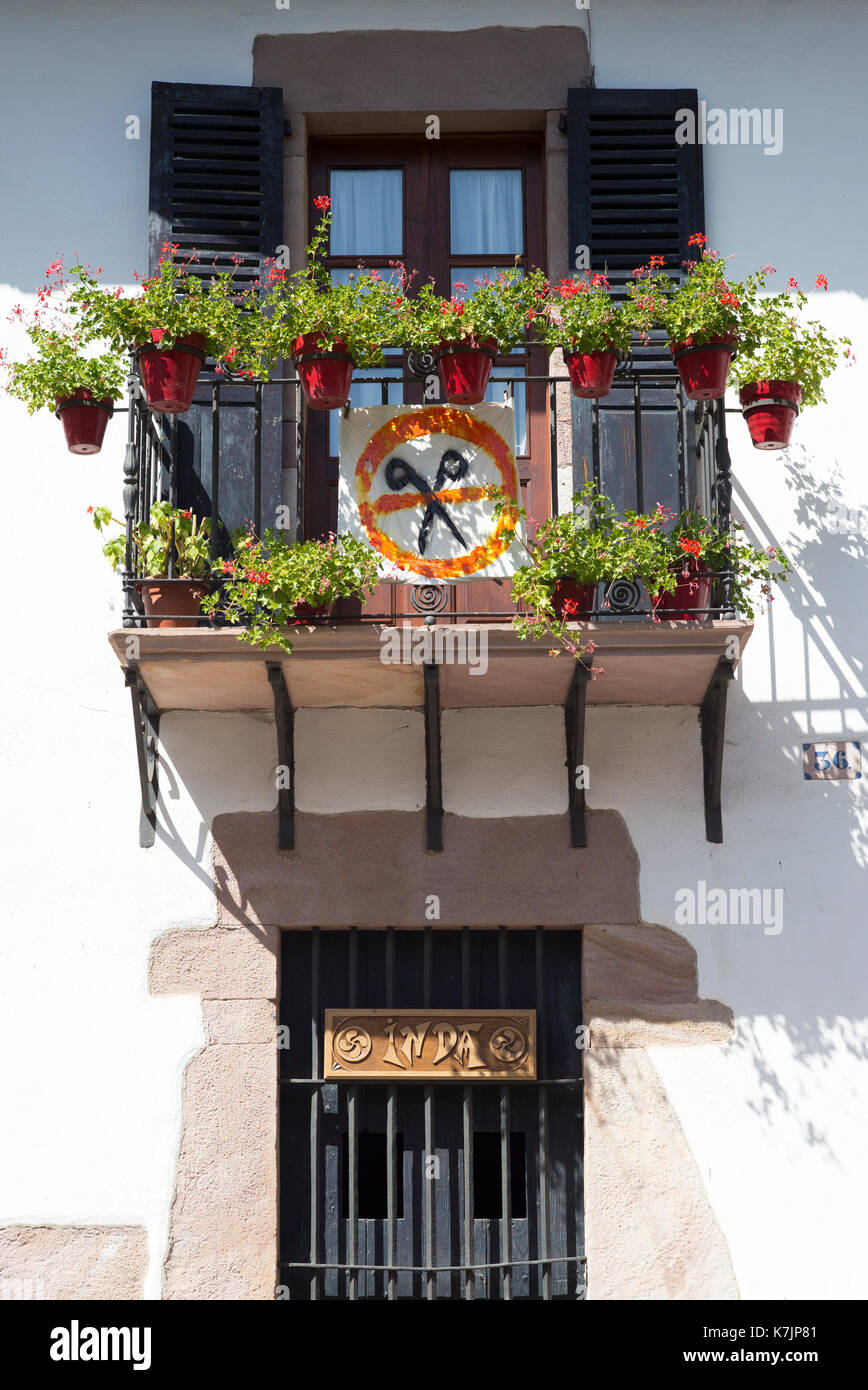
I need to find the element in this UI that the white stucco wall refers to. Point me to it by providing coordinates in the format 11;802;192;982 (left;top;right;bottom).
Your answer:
1;0;866;1301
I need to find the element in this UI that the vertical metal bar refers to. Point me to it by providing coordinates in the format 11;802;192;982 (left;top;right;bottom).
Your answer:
461;928;474;1300
386;928;398;1301
633;377;645;514
348;927;358;1302
498;927;512;1301
169;413;178;509
380;378;388;406
254;381;263;535
296;383;305;544
591;396;601;495
310;927;321;1301
122;365;139;628
423;927;435;1301
536;928;551;1300
548;378;558;518
210;382;220;563
676;387;688;515
423;664;443;852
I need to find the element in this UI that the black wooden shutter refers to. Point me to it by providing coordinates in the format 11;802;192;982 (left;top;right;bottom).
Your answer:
147;82;285;536
148;81;283;281
567;88;704;292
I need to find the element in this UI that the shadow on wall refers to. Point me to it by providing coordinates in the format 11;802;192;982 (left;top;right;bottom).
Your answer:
716;452;868;1158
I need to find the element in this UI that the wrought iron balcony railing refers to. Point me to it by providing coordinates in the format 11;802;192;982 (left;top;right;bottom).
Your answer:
119;359;734;627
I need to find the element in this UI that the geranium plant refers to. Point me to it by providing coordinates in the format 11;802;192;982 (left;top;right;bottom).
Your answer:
248;197;404;371
401;265;548;354
90;500;213;579
202;527;382;654
534;271;635;355
68;244;251;363
1;259;126;412
1;324;125;413
505;485;789;647
628;234;761;346
729;273;851;407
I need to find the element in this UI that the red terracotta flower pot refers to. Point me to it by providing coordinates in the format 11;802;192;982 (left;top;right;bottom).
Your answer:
55;391;114;455
135;333;206;414
292;333;355;411
670;332;735;401
135;580;210;629
739;380;802;451
564;349;619;400
653;564;714;621
292;601;332;623
433;338;497;406
552;579;597;619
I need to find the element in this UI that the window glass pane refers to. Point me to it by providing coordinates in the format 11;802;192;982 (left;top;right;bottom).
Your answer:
487;372;527;456
329;170;403;256
329;367;404;456
450;169;523;254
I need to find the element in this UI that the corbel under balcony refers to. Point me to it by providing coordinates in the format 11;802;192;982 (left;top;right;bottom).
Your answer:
109;619;751;852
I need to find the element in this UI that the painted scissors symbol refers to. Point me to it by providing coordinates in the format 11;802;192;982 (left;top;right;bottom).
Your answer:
384;450;470;555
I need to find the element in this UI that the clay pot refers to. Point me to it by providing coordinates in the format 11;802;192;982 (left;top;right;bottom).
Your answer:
670;332;735;401
433;338;498;406
552;579;597;619
135;333;207;413
292;602;331;623
135;580;210;628
739;379;802;450
564;349;619;400
292;333;355;411
653;564;714;621
55;391;113;454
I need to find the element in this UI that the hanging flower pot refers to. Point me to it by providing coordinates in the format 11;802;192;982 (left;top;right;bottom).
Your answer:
670;332;735;401
739;380;802;451
135;333;207;414
292;333;355;411
652;563;714;621
564;349;619;400
433;337;498;406
55;391;114;455
552;579;597;619
135;579;210;629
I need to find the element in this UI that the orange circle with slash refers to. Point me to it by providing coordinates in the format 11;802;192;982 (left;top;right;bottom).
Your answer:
354;406;520;579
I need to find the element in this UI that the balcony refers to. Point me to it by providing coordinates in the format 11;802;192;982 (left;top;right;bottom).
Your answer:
109;360;751;850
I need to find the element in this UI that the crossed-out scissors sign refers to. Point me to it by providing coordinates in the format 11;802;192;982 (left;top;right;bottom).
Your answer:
384;450;472;555
338;404;525;582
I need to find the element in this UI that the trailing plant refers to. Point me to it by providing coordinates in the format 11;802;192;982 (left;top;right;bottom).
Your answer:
502;485;789;647
68;244;253;364
1;258;126;412
201;527;383;654
248;197;405;372
1;325;125;413
728;273;852;408
534;271;635;355
401;265;548;354
628;234;765;346
90;500;213;579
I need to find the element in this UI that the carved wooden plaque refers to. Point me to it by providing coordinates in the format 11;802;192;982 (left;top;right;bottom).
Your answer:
324;1009;537;1081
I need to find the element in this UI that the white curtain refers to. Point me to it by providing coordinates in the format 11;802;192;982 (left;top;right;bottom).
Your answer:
450;169;523;255
330;170;403;256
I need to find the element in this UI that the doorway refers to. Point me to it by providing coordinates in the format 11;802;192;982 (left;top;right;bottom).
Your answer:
279;927;584;1300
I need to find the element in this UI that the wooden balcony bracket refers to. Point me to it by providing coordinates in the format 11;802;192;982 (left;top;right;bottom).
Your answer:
700;655;736;844
125;665;160;849
564;657;593;848
268;662;295;851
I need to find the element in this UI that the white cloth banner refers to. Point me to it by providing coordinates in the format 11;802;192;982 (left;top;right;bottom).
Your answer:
338;402;526;582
